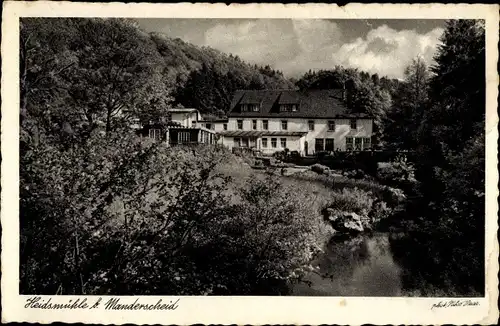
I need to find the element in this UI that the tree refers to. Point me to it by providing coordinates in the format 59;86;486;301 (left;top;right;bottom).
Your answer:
385;57;430;150
425;20;485;153
395;20;486;295
20;18;173;146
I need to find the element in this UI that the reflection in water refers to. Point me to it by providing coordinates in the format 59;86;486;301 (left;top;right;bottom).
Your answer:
291;233;403;296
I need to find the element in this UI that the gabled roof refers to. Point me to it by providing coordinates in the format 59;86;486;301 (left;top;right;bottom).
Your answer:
277;90;301;105
168;108;201;121
228;89;372;119
199;113;228;122
168;108;198;113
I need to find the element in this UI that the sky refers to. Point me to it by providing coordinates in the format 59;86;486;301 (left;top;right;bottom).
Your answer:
136;19;447;79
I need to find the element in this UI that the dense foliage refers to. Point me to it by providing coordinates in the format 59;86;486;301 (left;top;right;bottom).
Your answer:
388;20;486;295
20;18;172;146
150;33;294;116
149;32;294;116
21;135;330;294
384;57;430;150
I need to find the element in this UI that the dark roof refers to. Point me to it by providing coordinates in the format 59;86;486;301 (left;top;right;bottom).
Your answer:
229;89;372;119
219;130;308;137
277;90;301;105
199;113;228;122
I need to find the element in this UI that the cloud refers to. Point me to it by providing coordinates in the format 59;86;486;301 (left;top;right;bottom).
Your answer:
204;20;299;68
201;20;444;79
334;25;444;79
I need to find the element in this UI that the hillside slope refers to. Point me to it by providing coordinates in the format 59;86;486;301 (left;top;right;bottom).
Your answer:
150;32;295;116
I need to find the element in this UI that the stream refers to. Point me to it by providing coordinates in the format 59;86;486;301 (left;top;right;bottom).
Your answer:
291;232;404;296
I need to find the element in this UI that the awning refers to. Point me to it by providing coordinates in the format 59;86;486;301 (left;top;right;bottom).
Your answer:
219;130;308;137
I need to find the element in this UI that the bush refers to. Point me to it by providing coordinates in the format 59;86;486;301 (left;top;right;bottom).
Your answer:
343;169;366;179
369;200;393;224
311;163;330;175
325;187;374;217
21;132;331;295
206;175;332;293
377;158;416;186
21;133;237;295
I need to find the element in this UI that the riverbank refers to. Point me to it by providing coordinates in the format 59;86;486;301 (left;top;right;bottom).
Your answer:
218;158;409;293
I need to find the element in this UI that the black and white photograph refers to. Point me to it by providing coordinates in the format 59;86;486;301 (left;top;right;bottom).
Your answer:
2;2;499;325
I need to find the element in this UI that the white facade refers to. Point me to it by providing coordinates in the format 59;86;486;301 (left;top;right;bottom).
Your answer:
198;121;227;132
170;110;200;128
222;117;373;156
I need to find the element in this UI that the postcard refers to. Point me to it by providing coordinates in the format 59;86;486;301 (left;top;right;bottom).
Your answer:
2;1;499;324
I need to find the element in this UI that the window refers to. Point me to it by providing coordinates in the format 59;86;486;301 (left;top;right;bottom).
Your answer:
328;120;336;131
350;119;357;130
262;120;269;130
355;137;362;150
191;121;196;128
241;138;249;148
315;138;324;152
223;123;227;131
271;138;277;148
252;120;257;130
262;138;268;148
325;138;334;151
280;104;298;112
280;138;287;148
281;120;288;130
205;123;212;130
308;120;315;131
234;137;240;147
178;131;190;144
346;137;354;151
363;137;371;150
149;129;162;140
243;104;259;112
237;120;243;130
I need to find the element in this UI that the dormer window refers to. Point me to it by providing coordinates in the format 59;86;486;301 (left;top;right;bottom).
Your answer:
250;104;259;112
280;104;298;112
242;104;259;112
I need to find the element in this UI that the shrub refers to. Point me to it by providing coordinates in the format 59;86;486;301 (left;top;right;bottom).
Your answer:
343;169;366;179
21;132;332;295
369;200;393;224
377;159;416;186
325;187;374;217
311;163;329;175
202;174;333;294
21;132;237;295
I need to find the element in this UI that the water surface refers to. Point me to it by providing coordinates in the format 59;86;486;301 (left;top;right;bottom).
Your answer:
291;233;403;296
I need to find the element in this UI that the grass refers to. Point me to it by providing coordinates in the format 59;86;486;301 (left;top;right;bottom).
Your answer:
285;170;387;200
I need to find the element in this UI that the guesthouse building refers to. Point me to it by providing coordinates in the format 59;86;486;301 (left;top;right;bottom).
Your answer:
219;89;374;156
139;108;218;145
